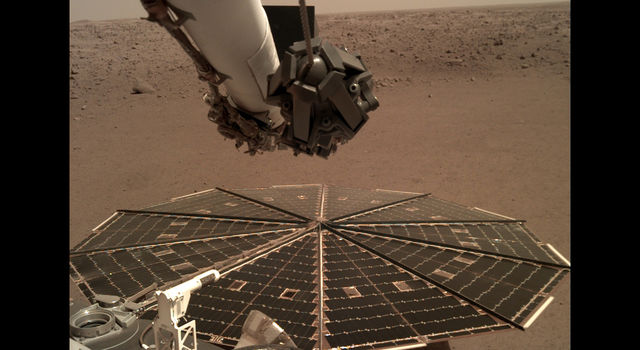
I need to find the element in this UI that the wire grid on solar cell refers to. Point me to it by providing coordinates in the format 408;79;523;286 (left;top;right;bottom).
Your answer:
141;188;304;222
336;196;513;224
329;227;569;329
69;227;305;300
186;232;320;349
322;185;425;221
71;211;302;253
321;229;511;348
69;185;569;349
219;185;323;220
337;222;568;267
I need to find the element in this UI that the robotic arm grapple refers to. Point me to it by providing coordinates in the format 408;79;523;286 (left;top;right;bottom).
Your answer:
266;37;379;157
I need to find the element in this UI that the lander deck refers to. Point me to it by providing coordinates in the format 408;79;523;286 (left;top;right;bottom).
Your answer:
69;184;570;349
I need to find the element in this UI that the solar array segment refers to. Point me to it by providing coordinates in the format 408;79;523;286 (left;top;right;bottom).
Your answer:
141;188;303;222
221;185;324;220
338;222;568;266
69;228;303;300
322;185;423;220
71;211;300;253
333;228;569;328
321;230;510;348
188;232;320;349
338;196;512;223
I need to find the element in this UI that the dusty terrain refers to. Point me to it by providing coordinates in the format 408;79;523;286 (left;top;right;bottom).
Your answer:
69;2;570;349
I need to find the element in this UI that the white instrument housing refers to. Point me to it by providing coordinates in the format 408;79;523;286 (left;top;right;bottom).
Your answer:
168;0;283;126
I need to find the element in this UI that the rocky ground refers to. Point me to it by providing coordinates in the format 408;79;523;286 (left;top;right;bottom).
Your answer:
69;2;570;349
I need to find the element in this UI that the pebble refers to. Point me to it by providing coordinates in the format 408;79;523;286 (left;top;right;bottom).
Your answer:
132;78;156;94
81;105;87;110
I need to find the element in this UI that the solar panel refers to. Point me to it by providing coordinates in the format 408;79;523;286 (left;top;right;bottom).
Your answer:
141;188;304;222
71;211;302;253
336;196;512;224
322;186;424;221
337;222;566;266
223;185;324;220
69;184;569;349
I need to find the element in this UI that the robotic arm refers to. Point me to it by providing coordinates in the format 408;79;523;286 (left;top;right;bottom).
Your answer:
140;0;379;158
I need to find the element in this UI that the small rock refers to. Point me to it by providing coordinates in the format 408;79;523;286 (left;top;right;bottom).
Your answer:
519;55;525;60
428;94;432;98
81;105;87;110
496;54;503;60
521;63;530;69
132;78;156;94
470;77;475;82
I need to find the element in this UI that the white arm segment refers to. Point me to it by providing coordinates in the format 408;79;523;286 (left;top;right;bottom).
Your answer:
168;0;283;125
153;269;221;350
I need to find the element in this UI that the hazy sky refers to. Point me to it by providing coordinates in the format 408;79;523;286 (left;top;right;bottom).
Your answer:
69;0;564;22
